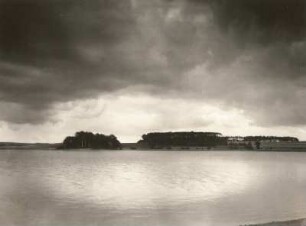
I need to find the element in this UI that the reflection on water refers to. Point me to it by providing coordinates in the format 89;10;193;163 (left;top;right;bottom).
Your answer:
1;150;306;226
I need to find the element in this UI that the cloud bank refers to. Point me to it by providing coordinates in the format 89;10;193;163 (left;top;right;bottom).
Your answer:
0;0;305;130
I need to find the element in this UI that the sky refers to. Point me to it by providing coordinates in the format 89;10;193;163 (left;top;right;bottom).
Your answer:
0;0;306;143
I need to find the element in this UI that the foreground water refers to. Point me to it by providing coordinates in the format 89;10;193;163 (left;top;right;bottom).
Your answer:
0;150;306;226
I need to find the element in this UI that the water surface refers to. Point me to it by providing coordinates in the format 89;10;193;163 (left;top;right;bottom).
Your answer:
0;150;306;226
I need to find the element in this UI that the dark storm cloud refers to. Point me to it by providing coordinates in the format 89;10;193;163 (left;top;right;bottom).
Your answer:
0;0;135;62
171;0;306;126
0;0;305;126
209;0;306;43
0;0;142;123
210;0;306;126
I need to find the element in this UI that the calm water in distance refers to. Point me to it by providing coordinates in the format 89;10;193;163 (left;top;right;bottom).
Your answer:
1;150;306;226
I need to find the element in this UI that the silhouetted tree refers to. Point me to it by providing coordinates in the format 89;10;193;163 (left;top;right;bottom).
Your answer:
244;136;298;142
255;141;261;149
61;131;121;150
139;132;224;149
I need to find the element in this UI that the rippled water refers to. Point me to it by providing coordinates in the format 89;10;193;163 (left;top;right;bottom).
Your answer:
1;150;306;226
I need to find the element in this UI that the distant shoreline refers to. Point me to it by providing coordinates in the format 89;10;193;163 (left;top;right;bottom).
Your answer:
244;218;306;226
2;145;306;153
0;142;59;150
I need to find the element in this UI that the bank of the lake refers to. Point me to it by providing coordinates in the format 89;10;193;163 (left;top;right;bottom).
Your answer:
245;218;306;226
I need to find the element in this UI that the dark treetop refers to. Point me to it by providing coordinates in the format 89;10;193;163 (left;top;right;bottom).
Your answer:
138;132;226;149
60;131;121;150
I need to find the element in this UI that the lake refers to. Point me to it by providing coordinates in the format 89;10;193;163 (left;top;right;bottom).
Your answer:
0;150;306;226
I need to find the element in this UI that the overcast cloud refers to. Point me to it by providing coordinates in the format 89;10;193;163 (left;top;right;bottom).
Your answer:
0;0;305;141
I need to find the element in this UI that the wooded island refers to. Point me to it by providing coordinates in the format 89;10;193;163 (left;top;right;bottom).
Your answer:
59;131;299;150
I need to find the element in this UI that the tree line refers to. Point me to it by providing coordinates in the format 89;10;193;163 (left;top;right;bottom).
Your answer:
243;136;298;142
58;131;299;150
138;132;227;149
60;131;121;150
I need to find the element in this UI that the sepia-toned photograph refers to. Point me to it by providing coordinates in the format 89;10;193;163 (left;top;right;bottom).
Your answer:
0;0;306;225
